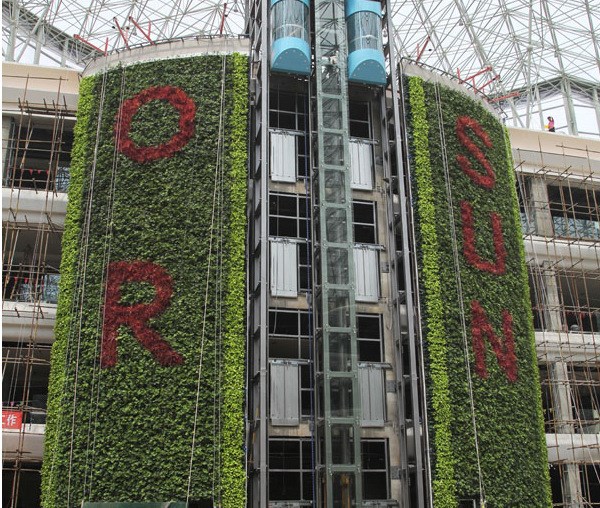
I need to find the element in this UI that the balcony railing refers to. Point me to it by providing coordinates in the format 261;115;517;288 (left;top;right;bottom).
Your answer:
552;216;600;240
3;165;70;193
3;272;60;304
520;211;536;235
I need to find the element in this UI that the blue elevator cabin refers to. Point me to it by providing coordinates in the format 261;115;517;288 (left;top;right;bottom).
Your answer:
270;0;311;75
345;0;386;85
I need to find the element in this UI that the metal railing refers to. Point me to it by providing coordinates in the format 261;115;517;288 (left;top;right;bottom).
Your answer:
3;272;60;304
3;165;70;193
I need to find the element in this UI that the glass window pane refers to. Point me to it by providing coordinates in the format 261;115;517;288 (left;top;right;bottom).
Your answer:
329;333;353;371
331;425;355;464
332;471;356;505
327;248;349;284
328;289;351;327
330;377;354;417
325;208;348;243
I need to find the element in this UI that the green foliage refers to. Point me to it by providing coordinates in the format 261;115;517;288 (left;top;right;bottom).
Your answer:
407;77;457;508
41;75;96;507
219;52;248;508
42;54;248;507
406;76;551;507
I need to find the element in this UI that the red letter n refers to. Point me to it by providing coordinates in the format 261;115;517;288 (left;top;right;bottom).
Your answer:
101;260;184;368
470;300;518;382
461;201;507;275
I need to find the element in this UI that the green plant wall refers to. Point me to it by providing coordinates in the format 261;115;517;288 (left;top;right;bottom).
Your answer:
42;53;248;507
405;74;551;507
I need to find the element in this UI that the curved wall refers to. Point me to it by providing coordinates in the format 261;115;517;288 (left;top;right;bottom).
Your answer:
404;65;552;507
42;44;248;507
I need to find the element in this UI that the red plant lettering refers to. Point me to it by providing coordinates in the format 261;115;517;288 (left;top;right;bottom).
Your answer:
115;86;196;163
471;300;518;382
456;116;496;189
101;260;183;368
461;201;507;275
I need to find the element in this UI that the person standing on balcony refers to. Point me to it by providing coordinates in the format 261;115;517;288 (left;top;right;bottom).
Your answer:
546;116;555;132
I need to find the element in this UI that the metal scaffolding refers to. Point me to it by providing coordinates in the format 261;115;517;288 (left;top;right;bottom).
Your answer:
515;133;600;507
2;73;74;508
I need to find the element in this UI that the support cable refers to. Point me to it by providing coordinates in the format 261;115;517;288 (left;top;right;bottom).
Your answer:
63;63;110;506
432;80;486;503
83;62;127;500
186;54;228;502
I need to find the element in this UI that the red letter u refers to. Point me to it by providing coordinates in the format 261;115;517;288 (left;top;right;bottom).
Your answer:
461;201;507;275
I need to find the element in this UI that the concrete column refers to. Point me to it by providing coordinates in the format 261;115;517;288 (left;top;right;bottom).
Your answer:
551;361;574;434
2;116;13;177
562;464;583;508
550;361;583;507
530;177;554;237
541;262;564;332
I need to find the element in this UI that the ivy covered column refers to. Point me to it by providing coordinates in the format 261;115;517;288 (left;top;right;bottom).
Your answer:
404;67;552;507
42;51;248;508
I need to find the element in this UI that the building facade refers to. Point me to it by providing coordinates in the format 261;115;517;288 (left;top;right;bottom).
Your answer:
2;32;600;508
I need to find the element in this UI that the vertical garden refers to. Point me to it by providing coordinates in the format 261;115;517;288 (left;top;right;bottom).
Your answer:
405;72;551;507
42;53;248;507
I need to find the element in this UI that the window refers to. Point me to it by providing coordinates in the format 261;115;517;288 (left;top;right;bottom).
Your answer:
2;343;50;424
538;365;556;432
269;309;314;421
270;130;310;182
357;314;383;362
516;174;535;234
269;361;312;423
269;308;310;359
353;200;377;244
270;193;311;295
3;269;60;304
270;89;308;131
269;240;311;296
548;184;600;240
298;242;311;291
300;363;313;419
581;464;600;505
270;130;296;182
361;440;389;500
2;462;42;508
3;122;73;193
528;268;548;331
568;365;600;434
269;438;313;502
269;89;310;180
349;101;371;139
557;272;600;333
270;193;310;239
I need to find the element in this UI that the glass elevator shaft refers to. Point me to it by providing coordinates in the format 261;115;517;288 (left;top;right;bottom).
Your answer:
312;0;363;504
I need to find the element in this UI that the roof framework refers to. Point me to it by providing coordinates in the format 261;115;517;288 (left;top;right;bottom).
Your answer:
2;0;600;135
393;0;600;136
2;0;247;67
